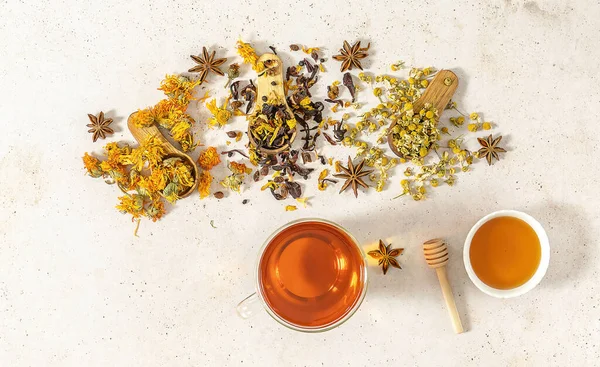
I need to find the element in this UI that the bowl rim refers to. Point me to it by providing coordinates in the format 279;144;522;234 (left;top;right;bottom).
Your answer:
463;210;550;298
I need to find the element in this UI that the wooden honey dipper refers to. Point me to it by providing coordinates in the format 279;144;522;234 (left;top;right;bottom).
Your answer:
423;239;464;334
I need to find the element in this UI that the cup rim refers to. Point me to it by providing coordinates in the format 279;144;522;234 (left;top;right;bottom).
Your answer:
463;210;550;298
254;218;369;332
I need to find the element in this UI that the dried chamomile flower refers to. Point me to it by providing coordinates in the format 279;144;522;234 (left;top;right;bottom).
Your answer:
390;61;405;71
373;158;397;192
358;72;373;84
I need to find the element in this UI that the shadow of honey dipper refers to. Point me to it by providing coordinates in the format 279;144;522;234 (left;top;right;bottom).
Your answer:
127;112;199;198
423;238;465;334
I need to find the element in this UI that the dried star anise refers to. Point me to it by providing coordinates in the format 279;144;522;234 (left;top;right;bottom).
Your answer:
188;47;227;84
477;134;506;165
86;111;114;142
368;240;404;275
332;40;370;72
334;156;373;198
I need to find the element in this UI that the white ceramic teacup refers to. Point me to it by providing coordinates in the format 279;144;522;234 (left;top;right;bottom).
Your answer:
463;210;550;298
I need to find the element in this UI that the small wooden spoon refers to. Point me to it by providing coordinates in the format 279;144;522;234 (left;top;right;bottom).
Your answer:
127;112;199;197
388;70;459;159
247;53;297;155
423;238;464;334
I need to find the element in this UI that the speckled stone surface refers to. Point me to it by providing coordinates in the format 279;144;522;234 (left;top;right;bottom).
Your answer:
1;0;599;366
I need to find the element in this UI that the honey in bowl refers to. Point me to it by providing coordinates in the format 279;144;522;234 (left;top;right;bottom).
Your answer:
258;221;365;328
469;216;541;290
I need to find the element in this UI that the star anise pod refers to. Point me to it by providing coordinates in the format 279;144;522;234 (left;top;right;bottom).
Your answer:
477;134;506;165
333;156;373;198
188;47;227;84
332;40;370;72
86;111;114;142
368;240;404;275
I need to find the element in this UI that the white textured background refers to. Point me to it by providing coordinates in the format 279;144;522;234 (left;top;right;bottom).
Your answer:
1;0;599;366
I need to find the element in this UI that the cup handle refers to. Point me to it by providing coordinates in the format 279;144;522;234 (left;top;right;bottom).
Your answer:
236;292;262;319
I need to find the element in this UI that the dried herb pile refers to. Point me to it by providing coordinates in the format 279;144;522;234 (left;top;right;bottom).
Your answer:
248;94;296;150
128;75;201;152
82;38;508;227
83;136;194;226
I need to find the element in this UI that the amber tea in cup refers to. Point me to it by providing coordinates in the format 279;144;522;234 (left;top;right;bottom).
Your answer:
469;216;541;289
464;210;550;298
247;219;367;331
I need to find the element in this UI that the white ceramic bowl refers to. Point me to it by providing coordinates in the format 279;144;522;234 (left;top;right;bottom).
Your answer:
463;210;550;298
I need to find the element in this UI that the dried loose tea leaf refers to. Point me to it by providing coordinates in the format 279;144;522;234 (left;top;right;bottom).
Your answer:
285;181;302;199
259;165;269;176
343;72;356;102
301;151;312;164
324;98;344;107
230;80;241;100
289;44;300;51
323;132;337;146
221;149;249;159
332;121;347;142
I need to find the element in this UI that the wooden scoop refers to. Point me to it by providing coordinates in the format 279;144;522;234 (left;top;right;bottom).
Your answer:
247;53;297;155
423;238;464;334
127;112;198;197
388;70;458;158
